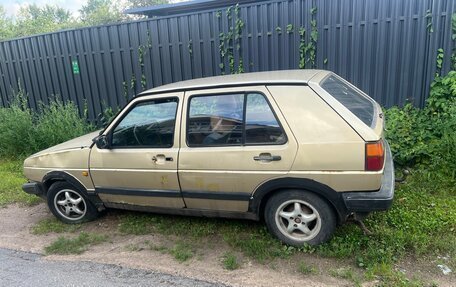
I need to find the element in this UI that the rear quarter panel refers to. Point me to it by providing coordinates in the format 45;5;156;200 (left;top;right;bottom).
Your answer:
267;85;381;192
308;71;382;142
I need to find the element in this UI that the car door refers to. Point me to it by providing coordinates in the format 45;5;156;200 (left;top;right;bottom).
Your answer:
90;92;185;209
178;86;298;212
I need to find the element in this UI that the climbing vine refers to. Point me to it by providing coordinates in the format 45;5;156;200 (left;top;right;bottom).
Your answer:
426;9;434;33
138;29;153;91
234;4;245;73
286;24;294;34
436;48;444;77
217;4;245;74
451;13;456;70
123;29;152;101
298;6;318;69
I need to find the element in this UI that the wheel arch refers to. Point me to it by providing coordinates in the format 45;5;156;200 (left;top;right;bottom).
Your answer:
248;177;349;224
42;171;104;209
42;171;88;194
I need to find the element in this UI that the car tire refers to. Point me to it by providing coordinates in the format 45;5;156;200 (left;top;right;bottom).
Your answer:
264;190;336;246
47;181;99;224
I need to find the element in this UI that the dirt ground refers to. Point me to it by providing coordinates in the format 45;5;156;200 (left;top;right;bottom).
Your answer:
0;203;453;287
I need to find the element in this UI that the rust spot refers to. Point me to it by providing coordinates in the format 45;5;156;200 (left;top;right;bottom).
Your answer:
161;175;168;185
207;183;219;191
195;178;204;189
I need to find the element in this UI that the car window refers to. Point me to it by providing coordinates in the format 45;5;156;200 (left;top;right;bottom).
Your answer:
321;75;374;127
245;93;286;145
188;94;244;146
111;98;178;148
187;92;286;147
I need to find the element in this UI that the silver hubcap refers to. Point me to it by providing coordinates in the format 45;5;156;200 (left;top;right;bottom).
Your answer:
275;200;321;242
54;189;87;221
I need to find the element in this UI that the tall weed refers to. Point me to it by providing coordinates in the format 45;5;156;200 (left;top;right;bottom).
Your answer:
34;99;93;151
0;89;93;158
0;88;37;156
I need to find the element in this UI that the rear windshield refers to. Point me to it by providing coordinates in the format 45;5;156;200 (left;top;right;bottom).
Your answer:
321;75;374;127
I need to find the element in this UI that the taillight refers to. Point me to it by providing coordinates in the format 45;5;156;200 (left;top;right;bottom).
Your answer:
365;141;385;171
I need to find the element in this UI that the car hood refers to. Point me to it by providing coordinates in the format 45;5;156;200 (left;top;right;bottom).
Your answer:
29;130;101;158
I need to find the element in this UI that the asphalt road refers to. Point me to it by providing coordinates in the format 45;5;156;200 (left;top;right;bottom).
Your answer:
0;248;225;287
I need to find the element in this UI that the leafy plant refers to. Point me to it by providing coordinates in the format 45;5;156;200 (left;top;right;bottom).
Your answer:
385;69;456;180
0;87;93;158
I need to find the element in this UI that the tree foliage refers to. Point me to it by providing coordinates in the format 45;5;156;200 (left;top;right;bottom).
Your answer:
79;0;124;26
14;4;75;37
0;6;14;40
127;0;170;8
0;0;170;41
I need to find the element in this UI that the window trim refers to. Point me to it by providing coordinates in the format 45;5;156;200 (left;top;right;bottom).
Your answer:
108;97;180;149
186;91;288;148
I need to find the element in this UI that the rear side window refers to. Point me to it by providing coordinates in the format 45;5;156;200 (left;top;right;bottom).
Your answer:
187;92;286;146
245;93;286;144
321;75;374;127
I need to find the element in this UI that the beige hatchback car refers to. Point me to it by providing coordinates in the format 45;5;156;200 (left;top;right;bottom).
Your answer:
22;70;394;246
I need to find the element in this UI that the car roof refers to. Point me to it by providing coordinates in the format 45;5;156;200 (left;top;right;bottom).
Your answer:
138;69;329;96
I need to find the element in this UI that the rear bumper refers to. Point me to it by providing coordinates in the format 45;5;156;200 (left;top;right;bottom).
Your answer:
342;140;395;212
22;182;45;197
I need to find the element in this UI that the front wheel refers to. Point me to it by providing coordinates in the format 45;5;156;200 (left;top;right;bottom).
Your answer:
47;182;99;224
264;190;336;246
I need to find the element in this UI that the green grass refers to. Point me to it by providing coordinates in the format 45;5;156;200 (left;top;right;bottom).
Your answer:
32;218;82;235
0;159;41;206
118;213;156;235
118;213;218;238
169;242;194;262
124;243;143;252
115;169;455;282
297;261;317;275
118;213;291;262
329;267;362;286
148;243;169;253
366;263;426;287
44;232;108;255
1;157;454;282
222;252;240;270
315;170;456;270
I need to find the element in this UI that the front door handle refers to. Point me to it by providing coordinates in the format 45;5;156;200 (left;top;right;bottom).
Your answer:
253;153;281;162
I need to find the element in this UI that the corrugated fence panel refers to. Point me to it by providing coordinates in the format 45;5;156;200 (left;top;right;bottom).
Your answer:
0;0;455;121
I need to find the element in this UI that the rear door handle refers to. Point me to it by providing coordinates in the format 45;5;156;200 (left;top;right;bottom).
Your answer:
253;153;281;162
152;154;173;163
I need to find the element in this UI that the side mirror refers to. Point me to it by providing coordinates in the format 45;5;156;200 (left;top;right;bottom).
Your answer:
93;135;110;149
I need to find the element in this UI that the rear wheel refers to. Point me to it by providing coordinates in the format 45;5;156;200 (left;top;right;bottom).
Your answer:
264;190;336;246
47;182;99;224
